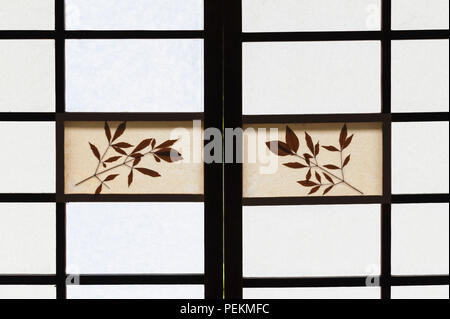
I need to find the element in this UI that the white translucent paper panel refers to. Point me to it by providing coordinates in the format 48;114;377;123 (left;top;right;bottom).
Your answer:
0;204;55;274
244;287;380;300
67;285;204;299
0;122;55;193
66;203;204;274
0;286;56;299
243;41;381;115
65;0;203;30
243;0;381;32
392;286;449;300
392;204;449;276
0;0;54;30
66;40;203;112
392;122;449;194
243;205;380;277
392;40;449;112
392;0;449;30
0;40;55;112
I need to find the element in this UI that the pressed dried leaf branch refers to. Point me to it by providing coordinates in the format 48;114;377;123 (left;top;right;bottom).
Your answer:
75;121;183;194
266;124;364;196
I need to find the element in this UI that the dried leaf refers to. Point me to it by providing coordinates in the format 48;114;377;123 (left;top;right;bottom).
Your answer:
322;145;340;152
135;167;161;177
155;139;178;150
104;156;121;163
298;180;318;187
266;141;293;156
113;146;127;156
112;122;126;142
286;126;299;153
315;171;322;183
154;148;183;162
305;132;314;154
89;142;101;161
339;124;348;149
283;162;307;169
151;139;156;149
112;142;133;148
323;185;334;195
128;170;133;187
153;154;161;163
323;172;334;184
343;155;351;167
95;184;102;194
104;122;111;142
343;134;354;150
104;174;119;182
308;185;321;195
131;153;143;158
324;164;340;170
133;157;141;167
132;138;153;154
314;142;320;156
306;168;312;181
303;153;313;165
102;163;106;168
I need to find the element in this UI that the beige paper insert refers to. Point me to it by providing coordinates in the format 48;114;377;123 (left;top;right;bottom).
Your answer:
243;122;383;197
65;121;203;194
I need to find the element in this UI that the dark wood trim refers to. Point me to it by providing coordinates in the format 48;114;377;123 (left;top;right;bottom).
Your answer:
0;194;56;202
380;0;392;300
392;194;450;204
392;112;449;122
243;31;382;42
391;275;450;286
243;275;450;288
204;0;224;300
0;275;57;285
244;277;374;288
224;0;244;299
76;275;204;285
0;113;55;121
55;0;67;300
241;30;449;43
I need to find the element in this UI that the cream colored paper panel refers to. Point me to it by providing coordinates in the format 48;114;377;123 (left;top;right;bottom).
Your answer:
0;203;55;274
392;40;449;112
0;40;55;112
244;287;380;300
66;203;204;274
243;0;381;32
65;121;203;195
392;0;449;30
243;41;381;114
392;122;449;194
66;0;203;30
65;40;203;112
392;203;449;276
0;0;54;30
0;122;55;193
243;123;383;198
67;285;204;299
243;205;381;277
391;285;450;300
0;286;56;299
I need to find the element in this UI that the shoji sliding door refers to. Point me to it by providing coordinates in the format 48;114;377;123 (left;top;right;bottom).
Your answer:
0;0;223;300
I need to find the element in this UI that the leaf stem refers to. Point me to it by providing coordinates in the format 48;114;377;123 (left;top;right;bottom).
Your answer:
293;153;364;195
75;150;155;187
